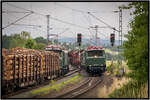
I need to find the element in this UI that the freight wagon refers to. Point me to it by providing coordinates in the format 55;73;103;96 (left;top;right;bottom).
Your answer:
2;47;62;96
45;45;69;75
68;50;83;67
80;46;106;75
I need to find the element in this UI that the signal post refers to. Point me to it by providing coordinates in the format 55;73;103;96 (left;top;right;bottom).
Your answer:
77;33;82;73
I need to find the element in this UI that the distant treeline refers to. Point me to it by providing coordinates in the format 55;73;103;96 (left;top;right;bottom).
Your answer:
2;31;48;50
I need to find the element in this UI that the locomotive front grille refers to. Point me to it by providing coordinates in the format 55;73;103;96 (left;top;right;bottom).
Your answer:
86;58;105;66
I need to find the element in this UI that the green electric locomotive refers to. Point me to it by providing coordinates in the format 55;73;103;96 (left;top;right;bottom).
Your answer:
45;45;69;75
81;46;106;74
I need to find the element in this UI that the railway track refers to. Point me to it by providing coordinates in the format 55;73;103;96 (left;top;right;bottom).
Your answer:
55;76;103;98
4;68;79;98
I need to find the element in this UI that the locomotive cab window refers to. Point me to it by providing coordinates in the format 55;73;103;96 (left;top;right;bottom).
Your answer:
87;50;105;57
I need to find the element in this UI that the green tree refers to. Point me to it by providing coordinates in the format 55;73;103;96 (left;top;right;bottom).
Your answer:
33;43;46;50
2;35;12;49
2;32;30;49
9;34;25;49
25;38;36;49
34;36;47;44
20;31;30;40
123;2;148;83
9;38;18;49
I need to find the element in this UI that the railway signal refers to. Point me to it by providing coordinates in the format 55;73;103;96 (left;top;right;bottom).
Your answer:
110;33;115;46
77;33;82;46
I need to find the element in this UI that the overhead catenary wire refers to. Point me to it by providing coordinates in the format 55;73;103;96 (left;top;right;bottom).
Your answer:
2;3;39;29
50;16;89;30
58;28;70;35
81;12;92;27
31;26;47;36
55;3;115;14
2;10;31;13
5;3;90;31
80;34;96;46
6;3;34;13
5;2;116;42
80;9;109;40
72;11;96;40
55;3;93;13
55;3;115;40
88;28;96;38
2;12;33;29
89;38;97;46
80;12;98;39
6;3;45;17
97;31;108;39
7;2;114;41
88;12;119;32
13;24;41;27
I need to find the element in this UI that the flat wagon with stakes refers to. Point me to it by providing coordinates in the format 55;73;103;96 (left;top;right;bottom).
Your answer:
2;47;61;96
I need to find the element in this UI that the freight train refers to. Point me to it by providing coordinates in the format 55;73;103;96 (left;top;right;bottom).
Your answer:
45;45;70;75
68;50;83;67
2;46;69;96
68;50;79;66
80;46;106;75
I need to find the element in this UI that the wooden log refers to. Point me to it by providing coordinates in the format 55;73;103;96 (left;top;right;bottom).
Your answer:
2;47;60;82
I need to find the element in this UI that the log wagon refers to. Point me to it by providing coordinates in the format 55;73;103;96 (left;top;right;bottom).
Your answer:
2;47;60;96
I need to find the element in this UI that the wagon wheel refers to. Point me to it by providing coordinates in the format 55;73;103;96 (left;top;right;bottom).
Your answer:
67;67;70;73
58;70;60;77
7;85;14;95
39;76;44;84
98;72;102;76
90;72;94;77
15;84;20;92
61;69;65;76
86;67;89;73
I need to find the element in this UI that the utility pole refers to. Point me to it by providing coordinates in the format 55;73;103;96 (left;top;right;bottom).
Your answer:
90;25;99;46
47;15;50;45
119;8;122;46
95;25;98;46
119;8;122;69
114;7;123;69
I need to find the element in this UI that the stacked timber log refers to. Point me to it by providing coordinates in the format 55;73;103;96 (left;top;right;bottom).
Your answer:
2;47;60;86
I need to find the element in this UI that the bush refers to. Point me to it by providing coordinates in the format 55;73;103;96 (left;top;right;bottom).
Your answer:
109;81;148;98
25;38;36;49
34;43;46;50
123;2;148;83
109;2;148;98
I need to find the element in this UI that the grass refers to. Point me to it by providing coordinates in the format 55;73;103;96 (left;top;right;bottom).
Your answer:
106;60;148;98
104;49;148;98
104;48;119;55
98;77;130;98
109;80;148;98
98;75;148;98
28;73;82;97
106;60;129;77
